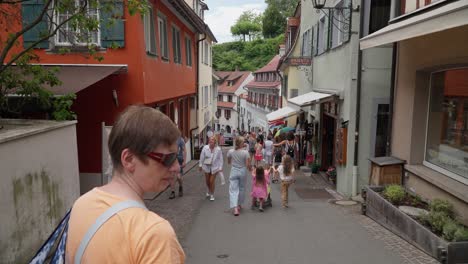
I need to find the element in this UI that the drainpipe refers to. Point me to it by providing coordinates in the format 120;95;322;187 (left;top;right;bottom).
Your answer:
386;43;397;156
352;0;365;197
193;29;207;159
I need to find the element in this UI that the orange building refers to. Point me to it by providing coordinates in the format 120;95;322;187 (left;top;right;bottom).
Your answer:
4;0;214;192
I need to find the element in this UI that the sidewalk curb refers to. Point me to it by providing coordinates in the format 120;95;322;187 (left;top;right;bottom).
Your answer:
144;160;199;201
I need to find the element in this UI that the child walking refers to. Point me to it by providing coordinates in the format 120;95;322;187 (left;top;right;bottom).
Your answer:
278;155;295;208
251;166;268;212
254;138;263;166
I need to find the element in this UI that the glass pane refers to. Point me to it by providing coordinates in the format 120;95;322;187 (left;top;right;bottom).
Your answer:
426;69;468;178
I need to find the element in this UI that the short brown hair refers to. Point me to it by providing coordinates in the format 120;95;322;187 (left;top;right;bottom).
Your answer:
108;105;180;172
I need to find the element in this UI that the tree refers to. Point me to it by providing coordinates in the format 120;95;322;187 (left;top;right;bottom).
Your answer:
230;10;262;41
0;0;148;118
262;0;299;38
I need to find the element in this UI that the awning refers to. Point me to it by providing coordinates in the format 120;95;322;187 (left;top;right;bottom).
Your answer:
37;64;127;95
266;106;297;121
360;1;468;49
288;91;335;107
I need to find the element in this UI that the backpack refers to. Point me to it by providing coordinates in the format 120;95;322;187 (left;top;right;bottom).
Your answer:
286;142;295;158
30;200;146;264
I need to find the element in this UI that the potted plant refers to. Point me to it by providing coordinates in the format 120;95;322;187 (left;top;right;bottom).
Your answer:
326;166;337;184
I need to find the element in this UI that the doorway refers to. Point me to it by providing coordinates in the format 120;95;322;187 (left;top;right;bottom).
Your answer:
321;114;336;170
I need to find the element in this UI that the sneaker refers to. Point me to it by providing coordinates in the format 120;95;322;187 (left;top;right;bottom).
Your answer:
259;205;264;212
210;195;215;201
206;192;210;198
233;207;239;216
169;191;175;199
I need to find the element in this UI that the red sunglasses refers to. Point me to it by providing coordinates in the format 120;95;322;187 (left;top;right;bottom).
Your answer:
146;152;178;167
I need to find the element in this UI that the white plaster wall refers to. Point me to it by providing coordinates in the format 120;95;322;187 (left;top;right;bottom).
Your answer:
357;46;393;191
198;37;215;133
0;121;79;263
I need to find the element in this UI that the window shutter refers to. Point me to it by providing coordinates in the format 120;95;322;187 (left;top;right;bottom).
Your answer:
100;0;125;48
313;24;318;56
22;0;49;49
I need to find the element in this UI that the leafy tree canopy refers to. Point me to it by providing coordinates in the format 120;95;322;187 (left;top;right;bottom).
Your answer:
262;0;299;38
213;34;284;72
230;10;262;42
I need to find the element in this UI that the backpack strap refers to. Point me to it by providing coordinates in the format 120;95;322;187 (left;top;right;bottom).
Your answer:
74;200;147;264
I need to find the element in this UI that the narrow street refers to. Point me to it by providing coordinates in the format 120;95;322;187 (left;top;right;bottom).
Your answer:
146;148;439;264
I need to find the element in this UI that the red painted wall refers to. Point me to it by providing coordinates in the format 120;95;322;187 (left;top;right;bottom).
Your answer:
2;0;198;173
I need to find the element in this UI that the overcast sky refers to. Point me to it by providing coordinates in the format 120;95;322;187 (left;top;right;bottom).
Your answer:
204;0;266;43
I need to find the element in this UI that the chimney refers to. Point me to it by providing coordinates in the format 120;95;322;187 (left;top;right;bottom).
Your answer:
279;44;286;56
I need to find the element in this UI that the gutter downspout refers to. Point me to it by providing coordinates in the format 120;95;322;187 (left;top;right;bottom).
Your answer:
352;0;365;197
386;43;397;156
192;29;207;158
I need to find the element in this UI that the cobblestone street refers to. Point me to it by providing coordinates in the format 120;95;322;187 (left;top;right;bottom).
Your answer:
145;149;440;263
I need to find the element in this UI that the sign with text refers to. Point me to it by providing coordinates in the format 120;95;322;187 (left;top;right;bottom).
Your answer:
289;57;312;66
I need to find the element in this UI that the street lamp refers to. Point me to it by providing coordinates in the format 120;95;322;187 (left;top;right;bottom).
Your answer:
311;0;351;10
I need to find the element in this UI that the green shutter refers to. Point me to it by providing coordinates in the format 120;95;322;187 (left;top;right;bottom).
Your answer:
22;0;49;49
100;0;125;48
327;10;332;50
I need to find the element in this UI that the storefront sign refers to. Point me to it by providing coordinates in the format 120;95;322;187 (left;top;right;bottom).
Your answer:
289;57;312;66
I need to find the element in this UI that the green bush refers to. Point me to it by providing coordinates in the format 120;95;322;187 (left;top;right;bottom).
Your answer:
429;199;455;218
428;211;451;234
453;227;468;242
383;185;405;205
442;219;459;241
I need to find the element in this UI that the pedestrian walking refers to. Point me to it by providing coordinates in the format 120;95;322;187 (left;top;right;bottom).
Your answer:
250;166;268;212
169;135;186;199
254;138;263;166
248;132;256;164
278;155;295;208
274;132;298;169
227;136;251;216
263;135;274;166
199;136;223;201
66;105;185;263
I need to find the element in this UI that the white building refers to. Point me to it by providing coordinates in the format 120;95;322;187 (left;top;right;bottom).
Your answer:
214;71;253;134
185;0;217;154
245;55;283;133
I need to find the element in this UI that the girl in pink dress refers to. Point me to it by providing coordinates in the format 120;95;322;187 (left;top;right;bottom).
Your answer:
251;166;268;212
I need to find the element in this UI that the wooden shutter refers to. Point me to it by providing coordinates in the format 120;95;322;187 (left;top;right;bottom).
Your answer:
22;0;49;49
100;0;125;48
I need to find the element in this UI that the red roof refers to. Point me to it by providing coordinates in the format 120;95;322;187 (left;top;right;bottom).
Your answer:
245;81;281;89
216;71;251;94
217;101;235;109
255;55;281;73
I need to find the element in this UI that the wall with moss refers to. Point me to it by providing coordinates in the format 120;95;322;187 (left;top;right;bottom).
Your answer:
0;121;79;263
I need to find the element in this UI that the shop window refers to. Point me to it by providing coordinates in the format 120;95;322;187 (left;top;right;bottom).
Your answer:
375;104;389;157
425;69;468;180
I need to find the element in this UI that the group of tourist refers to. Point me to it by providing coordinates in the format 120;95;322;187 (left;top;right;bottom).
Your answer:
198;130;297;216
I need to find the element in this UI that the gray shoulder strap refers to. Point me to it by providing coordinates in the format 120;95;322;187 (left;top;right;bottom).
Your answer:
74;200;147;264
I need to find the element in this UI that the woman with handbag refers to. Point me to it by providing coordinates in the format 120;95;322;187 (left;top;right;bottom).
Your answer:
199;136;223;201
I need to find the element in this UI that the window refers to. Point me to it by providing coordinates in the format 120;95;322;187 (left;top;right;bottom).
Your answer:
144;6;157;55
225;109;231;120
290;89;299;99
331;5;344;48
185;36;192;66
201;41;204;64
55;0;99;46
369;0;391;34
172;25;181;63
216;109;221;118
218;95;223;101
317;16;326;54
301;29;312;56
375;104;389;157
227;81;233;86
425;68;468;180
209;45;212;66
204;41;209;65
204;86;209;107
228;95;232;102
158;14;168;59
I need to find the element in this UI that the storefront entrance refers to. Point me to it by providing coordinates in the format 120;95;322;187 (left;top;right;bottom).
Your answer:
321;112;336;170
